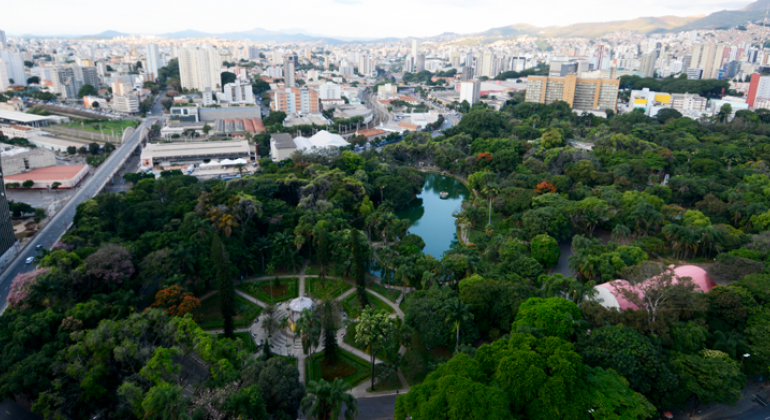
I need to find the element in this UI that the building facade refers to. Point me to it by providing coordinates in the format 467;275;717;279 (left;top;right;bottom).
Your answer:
272;87;319;115
178;45;222;92
525;75;619;112
223;80;255;104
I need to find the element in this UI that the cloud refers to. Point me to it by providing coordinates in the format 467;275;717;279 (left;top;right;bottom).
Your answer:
333;0;362;4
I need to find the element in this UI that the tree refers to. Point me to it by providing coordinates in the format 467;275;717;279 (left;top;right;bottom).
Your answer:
296;308;322;356
673;350;745;416
512;297;583;340
302;378;358;420
530;234;560;268
212;234;235;338
320;299;340;364
541;128;564;148
66;146;77;155
151;285;200;316
355;307;398;391
22;180;34;188
92;101;100;109
443;299;473;352
315;228;329;287
77;84;97;98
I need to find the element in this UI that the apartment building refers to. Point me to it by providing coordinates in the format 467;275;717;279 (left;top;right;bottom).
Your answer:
223;80;255;104
460;80;481;105
178;45;222;92
272;87;319;115
690;43;727;80
525;75;619;112
146;43;160;81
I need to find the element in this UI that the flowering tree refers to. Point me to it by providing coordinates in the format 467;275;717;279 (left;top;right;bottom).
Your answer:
83;244;135;287
8;268;50;309
152;285;200;317
534;181;557;194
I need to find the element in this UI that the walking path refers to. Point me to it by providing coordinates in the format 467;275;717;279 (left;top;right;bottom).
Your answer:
200;261;410;396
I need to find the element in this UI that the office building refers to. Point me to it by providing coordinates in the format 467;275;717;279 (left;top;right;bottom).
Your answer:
460;80;481;105
0;30;5;48
284;56;296;87
0;59;8;90
272;87;319;115
0;51;25;86
74;66;99;88
690;43;727;80
319;82;341;100
449;49;460;68
146;44;160;81
223;80;255;104
248;46;260;60
525;75;619;112
685;68;704;80
478;52;496;78
52;67;78;98
178;45;222;92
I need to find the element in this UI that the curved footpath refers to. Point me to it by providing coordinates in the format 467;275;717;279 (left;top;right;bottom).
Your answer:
204;261;411;397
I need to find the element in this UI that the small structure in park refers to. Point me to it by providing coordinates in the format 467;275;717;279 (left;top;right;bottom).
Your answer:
287;297;314;331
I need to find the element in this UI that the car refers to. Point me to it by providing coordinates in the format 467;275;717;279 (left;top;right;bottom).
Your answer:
25;257;35;264
277;302;282;306
252;333;257;338
35;245;43;250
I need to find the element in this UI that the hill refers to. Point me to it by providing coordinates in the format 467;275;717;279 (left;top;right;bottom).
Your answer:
674;0;770;31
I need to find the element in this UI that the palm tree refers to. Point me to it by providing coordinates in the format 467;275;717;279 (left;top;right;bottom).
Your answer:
234;163;245;176
611;224;631;242
631;202;664;236
302;378;358;420
254;237;272;273
443;298;473;352
481;185;499;226
295;309;322;356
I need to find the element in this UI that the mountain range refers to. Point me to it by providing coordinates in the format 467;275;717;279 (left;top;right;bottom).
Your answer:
15;0;770;43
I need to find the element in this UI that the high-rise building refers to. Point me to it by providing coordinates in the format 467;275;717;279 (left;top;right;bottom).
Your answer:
272;87;319;115
525;75;619;112
0;59;9;91
460;80;481;105
404;56;415;73
479;52;496;78
0;51;26;86
0;30;6;49
248;46;260;60
224;79;255;104
178;45;222;92
449;49;460;68
52;67;78;98
0;160;17;259
284;57;296;88
358;54;375;76
319;82;341;100
411;40;418;58
415;54;425;72
640;51;658;78
690;43;727;80
146;44;160;81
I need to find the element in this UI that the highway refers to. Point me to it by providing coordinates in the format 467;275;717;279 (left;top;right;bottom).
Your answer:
0;97;164;313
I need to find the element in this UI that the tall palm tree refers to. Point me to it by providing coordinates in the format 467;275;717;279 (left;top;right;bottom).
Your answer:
443;298;473;352
295;309;321;356
254;237;272;273
302;378;358;420
481;185;499;227
631;202;664;236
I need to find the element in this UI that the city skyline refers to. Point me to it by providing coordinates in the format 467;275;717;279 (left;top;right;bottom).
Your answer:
3;0;758;39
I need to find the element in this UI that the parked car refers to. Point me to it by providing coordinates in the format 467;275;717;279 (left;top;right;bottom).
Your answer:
25;257;35;264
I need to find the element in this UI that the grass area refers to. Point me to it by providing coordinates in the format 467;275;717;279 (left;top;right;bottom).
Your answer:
366;282;402;303
306;348;370;386
343;322;400;364
307;277;352;299
195;294;262;331
258;354;298;366
342;291;396;319
238;278;299;304
65;119;138;132
305;264;321;275
399;332;453;386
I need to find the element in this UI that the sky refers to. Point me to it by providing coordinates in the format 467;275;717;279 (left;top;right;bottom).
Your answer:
3;0;757;39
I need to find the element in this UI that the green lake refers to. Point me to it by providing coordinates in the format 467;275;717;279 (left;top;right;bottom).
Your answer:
396;173;470;258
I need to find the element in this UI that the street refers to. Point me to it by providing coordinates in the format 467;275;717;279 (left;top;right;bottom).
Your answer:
354;396;397;420
0;96;164;313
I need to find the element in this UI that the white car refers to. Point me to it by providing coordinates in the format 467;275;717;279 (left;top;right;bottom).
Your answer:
25;257;35;264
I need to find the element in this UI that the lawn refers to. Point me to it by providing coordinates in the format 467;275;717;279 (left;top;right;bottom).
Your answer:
65;119;138;132
195;294;262;331
238;278;299;305
342;291;395;319
307;277;352;299
399;332;453;386
366;281;402;303
306;348;370;386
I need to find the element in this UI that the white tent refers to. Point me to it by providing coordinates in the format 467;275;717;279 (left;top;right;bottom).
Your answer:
293;130;349;151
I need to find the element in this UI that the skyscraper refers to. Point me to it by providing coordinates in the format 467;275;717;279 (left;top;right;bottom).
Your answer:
415;54;425;72
0;59;9;91
146;44;160;82
690;43;727;80
0;30;6;49
412;40;418;58
284;56;296;88
178;45;222;92
640;51;658;78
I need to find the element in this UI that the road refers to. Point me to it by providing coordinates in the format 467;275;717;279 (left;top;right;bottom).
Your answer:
353;396;397;420
0;97;164;313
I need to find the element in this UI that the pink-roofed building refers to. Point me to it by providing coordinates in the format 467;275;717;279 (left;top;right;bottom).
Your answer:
594;265;717;310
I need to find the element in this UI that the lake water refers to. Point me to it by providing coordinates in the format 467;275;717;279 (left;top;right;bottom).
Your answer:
396;173;470;258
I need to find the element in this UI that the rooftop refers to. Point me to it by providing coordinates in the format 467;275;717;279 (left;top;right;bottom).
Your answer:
271;133;296;149
142;141;251;159
0;110;55;124
5;165;86;181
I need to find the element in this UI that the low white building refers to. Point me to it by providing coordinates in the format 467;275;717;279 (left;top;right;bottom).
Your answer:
319;82;341;100
224;80;255;105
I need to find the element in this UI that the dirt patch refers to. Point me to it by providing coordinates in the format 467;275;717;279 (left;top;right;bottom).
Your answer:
320;359;356;381
261;284;288;298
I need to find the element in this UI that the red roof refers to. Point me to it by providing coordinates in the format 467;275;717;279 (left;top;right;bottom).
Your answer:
5;165;87;181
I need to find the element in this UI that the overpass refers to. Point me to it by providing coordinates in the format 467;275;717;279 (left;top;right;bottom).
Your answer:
0;116;159;313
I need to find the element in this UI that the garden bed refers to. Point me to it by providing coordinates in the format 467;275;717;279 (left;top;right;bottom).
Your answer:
195;294;262;331
307;277;352;299
238;278;299;304
306;348;370;386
